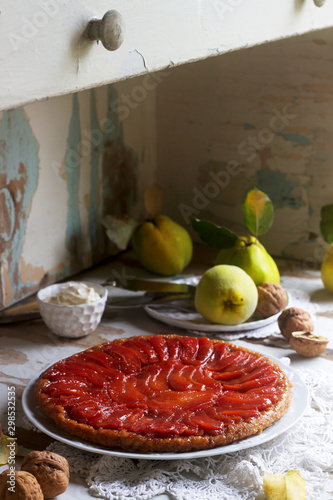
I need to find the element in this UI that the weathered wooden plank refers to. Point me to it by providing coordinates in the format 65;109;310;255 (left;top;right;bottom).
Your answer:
156;28;333;263
0;78;155;308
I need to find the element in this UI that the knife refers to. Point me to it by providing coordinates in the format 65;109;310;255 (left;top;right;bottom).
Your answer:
0;279;197;321
105;277;196;294
0;289;194;321
106;291;192;308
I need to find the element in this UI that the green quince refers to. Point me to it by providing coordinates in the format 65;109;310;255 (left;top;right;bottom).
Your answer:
215;235;280;286
195;264;258;325
131;215;193;276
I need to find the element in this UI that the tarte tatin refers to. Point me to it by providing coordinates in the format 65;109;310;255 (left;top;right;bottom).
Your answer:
35;335;292;453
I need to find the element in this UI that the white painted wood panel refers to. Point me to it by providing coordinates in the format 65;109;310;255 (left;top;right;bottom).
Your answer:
1;0;333;110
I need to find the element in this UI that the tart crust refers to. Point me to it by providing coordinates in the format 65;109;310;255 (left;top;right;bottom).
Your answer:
35;335;292;453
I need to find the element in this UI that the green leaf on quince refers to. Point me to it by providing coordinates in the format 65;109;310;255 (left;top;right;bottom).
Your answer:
101;215;138;250
190;216;238;249
320;204;333;244
242;188;274;236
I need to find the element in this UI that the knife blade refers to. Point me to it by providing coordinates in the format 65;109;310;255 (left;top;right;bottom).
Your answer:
106;292;192;308
0;290;193;320
105;278;196;294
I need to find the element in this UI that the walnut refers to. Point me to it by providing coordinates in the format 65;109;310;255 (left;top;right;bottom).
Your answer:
278;307;314;340
290;331;329;357
255;282;288;319
21;450;69;499
0;470;43;499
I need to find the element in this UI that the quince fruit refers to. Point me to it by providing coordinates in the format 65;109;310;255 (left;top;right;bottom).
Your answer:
321;243;333;292
195;264;258;325
215;236;280;286
131;215;193;276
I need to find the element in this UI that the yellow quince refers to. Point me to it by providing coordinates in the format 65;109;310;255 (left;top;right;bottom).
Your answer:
131;215;193;276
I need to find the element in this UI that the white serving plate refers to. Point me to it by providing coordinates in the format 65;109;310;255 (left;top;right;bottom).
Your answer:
144;298;284;333
22;353;307;461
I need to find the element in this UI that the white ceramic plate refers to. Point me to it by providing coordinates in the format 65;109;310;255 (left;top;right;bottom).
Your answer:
144;298;284;333
22;355;307;461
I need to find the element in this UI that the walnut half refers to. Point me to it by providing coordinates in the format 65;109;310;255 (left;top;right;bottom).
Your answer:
21;450;69;499
0;470;43;500
290;331;329;357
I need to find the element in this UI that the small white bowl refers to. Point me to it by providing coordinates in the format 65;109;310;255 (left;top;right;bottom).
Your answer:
37;281;107;338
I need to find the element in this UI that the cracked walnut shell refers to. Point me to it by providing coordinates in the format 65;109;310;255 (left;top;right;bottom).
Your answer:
290;331;329;357
255;282;288;319
0;470;43;500
21;450;69;499
278;307;314;340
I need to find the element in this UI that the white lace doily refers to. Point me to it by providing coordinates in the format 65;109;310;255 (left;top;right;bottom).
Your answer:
45;369;333;500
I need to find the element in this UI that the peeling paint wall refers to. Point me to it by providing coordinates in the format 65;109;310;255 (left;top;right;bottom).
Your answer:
156;28;333;263
3;27;333;308
0;77;156;308
0;108;39;306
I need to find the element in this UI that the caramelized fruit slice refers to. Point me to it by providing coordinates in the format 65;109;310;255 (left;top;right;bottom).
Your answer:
38;335;290;439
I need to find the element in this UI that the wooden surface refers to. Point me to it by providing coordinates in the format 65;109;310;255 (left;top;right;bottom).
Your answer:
0;250;333;498
2;0;333;110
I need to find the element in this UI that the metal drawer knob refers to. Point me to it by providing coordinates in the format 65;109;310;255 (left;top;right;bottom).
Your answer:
84;10;125;51
313;0;326;6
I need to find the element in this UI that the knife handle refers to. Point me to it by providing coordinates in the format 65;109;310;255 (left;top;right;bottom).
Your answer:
2;300;39;315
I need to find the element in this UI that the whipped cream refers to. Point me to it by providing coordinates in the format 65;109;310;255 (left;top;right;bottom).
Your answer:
47;282;101;305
